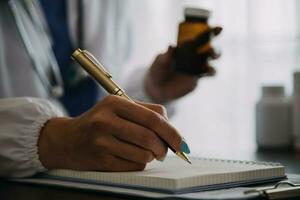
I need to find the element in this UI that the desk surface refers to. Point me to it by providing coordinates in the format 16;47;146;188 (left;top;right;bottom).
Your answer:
0;150;299;200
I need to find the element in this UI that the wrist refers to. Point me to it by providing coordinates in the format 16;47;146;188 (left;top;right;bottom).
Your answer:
38;117;74;169
144;74;168;104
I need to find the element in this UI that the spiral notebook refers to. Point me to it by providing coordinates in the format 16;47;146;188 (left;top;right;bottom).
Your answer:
45;157;286;194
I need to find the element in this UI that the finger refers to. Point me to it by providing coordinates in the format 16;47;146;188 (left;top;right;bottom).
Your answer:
183;62;215;78
99;154;146;172
112;96;182;152
174;47;219;76
99;135;156;164
173;45;212;69
135;101;168;119
199;48;221;60
165;46;175;61
107;116;168;160
213;26;223;36
191;27;223;50
173;27;222;65
153;46;176;69
199;65;216;77
167;46;176;58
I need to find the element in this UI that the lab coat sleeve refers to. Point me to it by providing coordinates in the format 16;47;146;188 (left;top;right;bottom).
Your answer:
124;67;175;117
0;97;63;178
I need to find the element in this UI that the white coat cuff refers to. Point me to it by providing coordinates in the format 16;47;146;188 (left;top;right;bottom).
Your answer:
0;98;63;177
25;106;60;173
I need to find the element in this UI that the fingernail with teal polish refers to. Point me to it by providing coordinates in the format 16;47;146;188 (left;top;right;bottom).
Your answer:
180;140;191;154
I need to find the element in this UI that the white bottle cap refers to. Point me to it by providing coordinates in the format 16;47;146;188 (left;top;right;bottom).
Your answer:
262;86;284;97
294;71;300;94
184;7;211;19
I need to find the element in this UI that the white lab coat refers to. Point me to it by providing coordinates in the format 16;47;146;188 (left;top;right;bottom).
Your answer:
0;0;159;178
66;0;154;102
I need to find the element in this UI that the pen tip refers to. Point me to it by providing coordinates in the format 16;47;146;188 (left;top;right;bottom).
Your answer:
176;152;192;164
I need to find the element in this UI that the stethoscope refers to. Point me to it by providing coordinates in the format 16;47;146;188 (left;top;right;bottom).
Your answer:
8;0;64;97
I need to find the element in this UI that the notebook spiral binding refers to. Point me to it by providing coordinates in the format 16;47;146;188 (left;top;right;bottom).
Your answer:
171;156;283;167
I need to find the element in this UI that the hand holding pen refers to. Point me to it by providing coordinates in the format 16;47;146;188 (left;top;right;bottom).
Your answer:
38;49;191;172
72;48;191;164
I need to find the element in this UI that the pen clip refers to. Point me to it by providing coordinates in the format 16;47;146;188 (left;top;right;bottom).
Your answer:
82;50;112;78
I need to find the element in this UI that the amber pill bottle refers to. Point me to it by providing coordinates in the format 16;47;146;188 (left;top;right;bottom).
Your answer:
177;8;211;54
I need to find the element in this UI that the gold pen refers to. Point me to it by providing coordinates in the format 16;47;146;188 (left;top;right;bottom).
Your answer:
71;48;191;164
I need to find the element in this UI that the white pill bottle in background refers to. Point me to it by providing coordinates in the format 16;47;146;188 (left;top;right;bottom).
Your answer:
256;86;292;150
293;72;300;151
